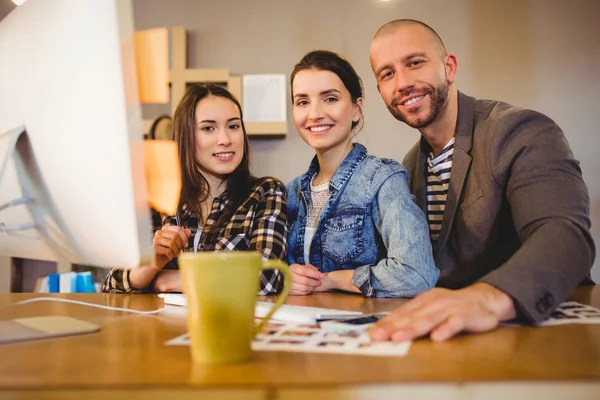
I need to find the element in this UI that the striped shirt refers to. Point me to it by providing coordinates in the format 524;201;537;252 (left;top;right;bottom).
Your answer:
426;138;455;246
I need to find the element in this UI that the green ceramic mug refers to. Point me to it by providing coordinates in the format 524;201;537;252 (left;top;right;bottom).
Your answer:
178;251;291;364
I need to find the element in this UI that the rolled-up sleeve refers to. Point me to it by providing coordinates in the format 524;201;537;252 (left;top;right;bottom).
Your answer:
101;268;144;294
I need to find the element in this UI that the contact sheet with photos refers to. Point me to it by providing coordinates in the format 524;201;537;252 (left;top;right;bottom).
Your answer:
165;321;412;356
499;301;600;327
537;301;600;326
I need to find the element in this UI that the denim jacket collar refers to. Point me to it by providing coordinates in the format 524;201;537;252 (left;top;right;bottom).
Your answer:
300;143;368;200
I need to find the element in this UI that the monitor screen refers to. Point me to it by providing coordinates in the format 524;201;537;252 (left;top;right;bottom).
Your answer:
0;0;152;268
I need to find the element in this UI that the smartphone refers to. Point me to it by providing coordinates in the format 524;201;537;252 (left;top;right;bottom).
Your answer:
319;313;388;334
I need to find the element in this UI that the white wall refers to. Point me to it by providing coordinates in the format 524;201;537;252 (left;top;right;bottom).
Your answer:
134;0;599;282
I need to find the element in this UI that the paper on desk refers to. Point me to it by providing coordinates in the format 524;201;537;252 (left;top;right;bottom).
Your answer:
242;75;287;122
158;293;363;324
500;301;600;327
538;302;600;326
144;141;181;215
165;321;411;357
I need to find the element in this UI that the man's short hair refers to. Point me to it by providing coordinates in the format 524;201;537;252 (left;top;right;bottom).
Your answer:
373;19;447;57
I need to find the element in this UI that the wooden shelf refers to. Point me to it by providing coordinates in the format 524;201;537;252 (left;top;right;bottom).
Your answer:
141;26;286;137
245;121;287;136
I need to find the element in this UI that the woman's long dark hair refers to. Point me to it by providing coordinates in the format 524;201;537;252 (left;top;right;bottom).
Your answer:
173;83;258;239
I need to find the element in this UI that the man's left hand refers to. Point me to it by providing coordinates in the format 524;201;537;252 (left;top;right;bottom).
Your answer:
369;283;517;342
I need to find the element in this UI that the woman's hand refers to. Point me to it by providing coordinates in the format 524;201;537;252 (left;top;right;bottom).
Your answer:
128;226;190;291
152;269;183;293
152;226;191;270
289;264;326;295
313;270;360;294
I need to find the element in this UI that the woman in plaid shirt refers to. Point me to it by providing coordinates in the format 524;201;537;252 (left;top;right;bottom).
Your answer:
102;84;288;295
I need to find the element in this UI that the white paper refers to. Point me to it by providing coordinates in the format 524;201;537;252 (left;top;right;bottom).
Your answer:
158;293;362;324
538;301;600;326
165;320;411;357
500;301;600;327
242;75;287;122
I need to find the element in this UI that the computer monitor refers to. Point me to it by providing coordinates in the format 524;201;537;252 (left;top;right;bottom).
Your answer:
0;0;152;268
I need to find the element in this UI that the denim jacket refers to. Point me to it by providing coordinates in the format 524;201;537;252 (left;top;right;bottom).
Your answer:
286;143;439;298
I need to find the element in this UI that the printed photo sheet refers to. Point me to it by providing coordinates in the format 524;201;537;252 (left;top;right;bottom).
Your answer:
500;301;600;327
165;321;411;356
537;301;600;326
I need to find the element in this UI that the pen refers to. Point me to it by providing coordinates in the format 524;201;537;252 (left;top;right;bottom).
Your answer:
315;313;362;322
175;209;182;227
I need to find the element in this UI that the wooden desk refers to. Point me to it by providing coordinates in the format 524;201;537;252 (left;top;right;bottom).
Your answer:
0;287;599;399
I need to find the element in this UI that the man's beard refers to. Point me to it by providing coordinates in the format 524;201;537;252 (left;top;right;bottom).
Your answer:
388;82;450;129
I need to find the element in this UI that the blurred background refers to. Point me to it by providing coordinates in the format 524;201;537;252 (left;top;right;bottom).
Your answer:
1;0;598;289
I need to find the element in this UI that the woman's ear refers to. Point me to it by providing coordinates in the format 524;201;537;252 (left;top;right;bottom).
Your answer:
353;97;364;122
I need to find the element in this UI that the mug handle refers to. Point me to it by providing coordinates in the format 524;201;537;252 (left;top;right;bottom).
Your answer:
254;259;292;335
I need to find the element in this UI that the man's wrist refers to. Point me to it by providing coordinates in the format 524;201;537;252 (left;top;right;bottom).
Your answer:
468;282;517;321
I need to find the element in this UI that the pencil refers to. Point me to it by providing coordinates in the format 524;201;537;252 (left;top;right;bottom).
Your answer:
175;209;182;227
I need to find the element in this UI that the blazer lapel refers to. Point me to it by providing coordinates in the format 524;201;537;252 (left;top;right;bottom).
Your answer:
434;92;475;261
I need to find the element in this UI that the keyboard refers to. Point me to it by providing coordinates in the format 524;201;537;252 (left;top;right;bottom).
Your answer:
158;293;362;324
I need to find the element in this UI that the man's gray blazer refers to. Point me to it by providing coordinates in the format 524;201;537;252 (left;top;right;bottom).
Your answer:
403;92;595;323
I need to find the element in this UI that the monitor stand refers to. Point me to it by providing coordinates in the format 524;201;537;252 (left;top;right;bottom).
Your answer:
0;126;83;263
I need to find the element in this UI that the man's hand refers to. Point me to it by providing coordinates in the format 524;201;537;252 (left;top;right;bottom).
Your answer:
369;283;517;342
152;270;182;293
289;264;326;295
152;226;191;270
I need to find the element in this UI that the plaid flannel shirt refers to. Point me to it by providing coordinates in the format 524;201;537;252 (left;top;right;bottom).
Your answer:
102;178;288;295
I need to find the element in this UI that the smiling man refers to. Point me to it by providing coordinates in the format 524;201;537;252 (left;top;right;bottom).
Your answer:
368;19;595;342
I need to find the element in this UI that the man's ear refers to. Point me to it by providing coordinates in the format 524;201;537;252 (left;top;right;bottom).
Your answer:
445;53;458;84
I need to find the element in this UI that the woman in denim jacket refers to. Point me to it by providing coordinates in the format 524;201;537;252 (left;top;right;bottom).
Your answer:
287;50;438;298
